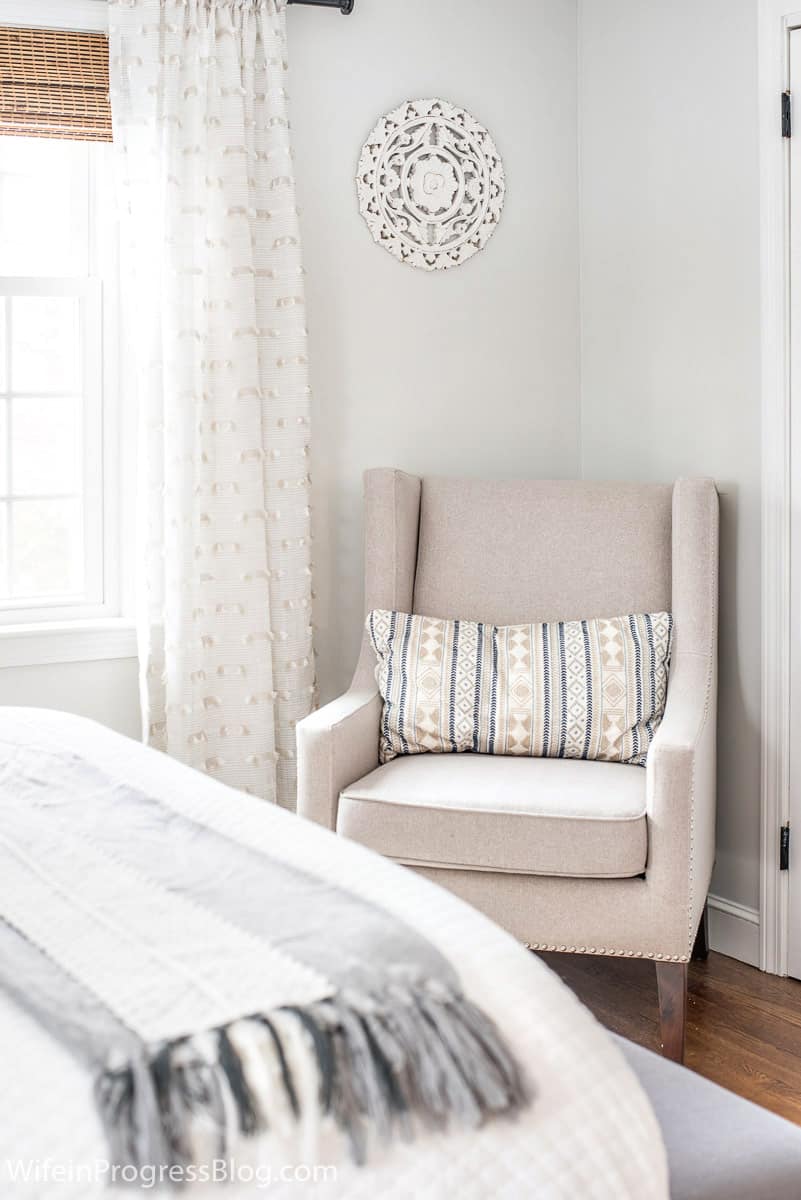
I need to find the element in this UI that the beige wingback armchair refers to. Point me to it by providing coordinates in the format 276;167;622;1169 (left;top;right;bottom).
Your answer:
297;470;718;1062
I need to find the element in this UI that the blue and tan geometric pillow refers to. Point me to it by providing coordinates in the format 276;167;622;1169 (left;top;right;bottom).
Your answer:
367;609;673;768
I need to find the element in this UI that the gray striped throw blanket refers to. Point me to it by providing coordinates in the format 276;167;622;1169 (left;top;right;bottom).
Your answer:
0;737;527;1178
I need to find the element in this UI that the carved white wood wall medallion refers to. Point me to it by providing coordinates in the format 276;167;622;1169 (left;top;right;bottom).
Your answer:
356;98;506;271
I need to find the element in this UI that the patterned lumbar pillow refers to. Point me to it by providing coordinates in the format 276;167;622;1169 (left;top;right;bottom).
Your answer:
367;609;673;767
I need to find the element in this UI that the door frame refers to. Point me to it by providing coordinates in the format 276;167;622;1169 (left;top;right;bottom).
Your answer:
758;1;801;975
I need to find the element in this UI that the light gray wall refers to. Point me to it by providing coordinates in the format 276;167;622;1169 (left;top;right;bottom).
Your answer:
289;0;582;702
0;658;140;738
578;0;762;911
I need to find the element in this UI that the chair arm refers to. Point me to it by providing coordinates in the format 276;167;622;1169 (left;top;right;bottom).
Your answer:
296;686;382;830
646;650;717;942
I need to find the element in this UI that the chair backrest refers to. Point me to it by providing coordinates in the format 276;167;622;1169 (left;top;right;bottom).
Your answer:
412;478;673;624
362;470;717;675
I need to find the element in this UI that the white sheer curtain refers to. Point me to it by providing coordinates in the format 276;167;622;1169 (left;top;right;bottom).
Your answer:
108;0;314;808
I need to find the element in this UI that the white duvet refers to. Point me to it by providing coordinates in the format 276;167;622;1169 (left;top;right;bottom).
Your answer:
0;709;668;1199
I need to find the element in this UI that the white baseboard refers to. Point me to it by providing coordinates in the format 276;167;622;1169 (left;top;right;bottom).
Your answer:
707;894;760;968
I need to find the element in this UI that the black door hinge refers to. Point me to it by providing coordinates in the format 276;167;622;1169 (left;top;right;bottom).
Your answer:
781;823;791;871
783;90;792;138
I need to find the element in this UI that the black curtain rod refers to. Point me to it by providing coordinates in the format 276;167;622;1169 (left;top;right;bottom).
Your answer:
286;0;354;13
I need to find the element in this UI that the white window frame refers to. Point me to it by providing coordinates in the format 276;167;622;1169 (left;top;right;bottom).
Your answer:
0;0;133;664
0;2;108;35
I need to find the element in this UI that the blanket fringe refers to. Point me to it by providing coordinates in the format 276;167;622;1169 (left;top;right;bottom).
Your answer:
95;979;530;1173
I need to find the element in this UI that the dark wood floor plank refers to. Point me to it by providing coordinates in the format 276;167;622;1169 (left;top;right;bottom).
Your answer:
538;949;801;1126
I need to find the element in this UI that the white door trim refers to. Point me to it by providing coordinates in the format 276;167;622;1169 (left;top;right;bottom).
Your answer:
758;2;801;975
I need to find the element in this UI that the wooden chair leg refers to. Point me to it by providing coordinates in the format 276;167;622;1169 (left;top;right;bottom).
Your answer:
692;902;709;961
656;961;688;1064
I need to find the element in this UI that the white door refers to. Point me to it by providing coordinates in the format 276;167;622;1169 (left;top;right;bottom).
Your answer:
787;25;801;981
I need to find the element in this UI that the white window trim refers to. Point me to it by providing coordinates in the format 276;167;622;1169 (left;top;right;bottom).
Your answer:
0;617;135;667
0;2;108;33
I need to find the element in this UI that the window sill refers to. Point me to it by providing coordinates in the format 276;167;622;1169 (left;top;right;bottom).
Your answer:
0;619;137;669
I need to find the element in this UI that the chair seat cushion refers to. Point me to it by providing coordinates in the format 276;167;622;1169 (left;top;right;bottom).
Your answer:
337;754;647;877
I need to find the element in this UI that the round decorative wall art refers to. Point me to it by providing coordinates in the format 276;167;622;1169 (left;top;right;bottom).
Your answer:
356;98;506;272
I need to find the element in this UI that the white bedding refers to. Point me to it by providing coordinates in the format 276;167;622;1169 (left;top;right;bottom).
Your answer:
0;709;668;1199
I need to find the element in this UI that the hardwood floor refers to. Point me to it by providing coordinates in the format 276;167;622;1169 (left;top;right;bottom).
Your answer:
538;949;801;1125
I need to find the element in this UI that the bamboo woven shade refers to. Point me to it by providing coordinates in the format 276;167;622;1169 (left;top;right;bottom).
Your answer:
0;27;112;142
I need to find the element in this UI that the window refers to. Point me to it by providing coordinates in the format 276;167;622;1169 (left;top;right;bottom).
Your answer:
0;135;121;625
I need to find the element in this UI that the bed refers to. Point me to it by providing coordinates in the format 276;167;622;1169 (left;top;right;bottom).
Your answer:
0;709;799;1200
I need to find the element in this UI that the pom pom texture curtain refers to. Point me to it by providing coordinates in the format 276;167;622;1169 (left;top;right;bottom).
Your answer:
109;0;314;807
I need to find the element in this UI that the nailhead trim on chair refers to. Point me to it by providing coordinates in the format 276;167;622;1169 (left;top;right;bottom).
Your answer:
685;485;719;976
527;491;717;974
524;942;690;963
